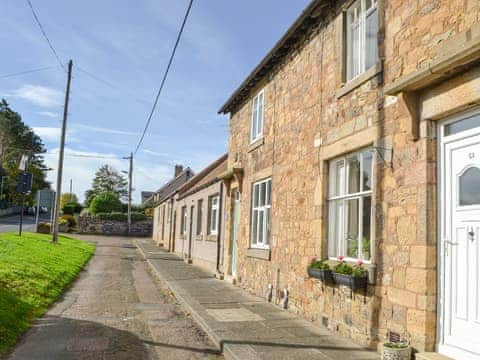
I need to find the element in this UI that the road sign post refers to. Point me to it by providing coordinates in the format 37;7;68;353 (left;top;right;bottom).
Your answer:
17;172;33;236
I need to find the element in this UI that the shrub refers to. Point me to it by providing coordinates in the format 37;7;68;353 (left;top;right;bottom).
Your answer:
89;192;123;215
62;202;82;215
310;260;330;270
37;222;51;234
93;211;147;222
60;214;76;228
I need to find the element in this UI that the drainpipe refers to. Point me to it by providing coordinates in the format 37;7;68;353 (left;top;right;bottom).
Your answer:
216;182;224;275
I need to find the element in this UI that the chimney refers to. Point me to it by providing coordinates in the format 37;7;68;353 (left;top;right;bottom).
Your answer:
174;165;184;177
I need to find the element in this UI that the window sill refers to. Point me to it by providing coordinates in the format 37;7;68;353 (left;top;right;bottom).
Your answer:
246;247;271;260
248;137;264;152
195;235;203;241
326;259;376;285
206;234;217;242
336;62;383;99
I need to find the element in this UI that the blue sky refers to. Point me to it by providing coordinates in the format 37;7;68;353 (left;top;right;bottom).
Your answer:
1;0;310;202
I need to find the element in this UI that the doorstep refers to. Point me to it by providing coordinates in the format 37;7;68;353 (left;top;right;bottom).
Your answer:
134;237;379;360
416;353;454;360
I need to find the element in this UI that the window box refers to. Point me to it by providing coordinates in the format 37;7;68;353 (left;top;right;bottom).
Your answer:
307;267;333;282
332;272;367;291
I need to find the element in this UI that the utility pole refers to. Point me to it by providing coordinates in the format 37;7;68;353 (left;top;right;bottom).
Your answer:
52;60;72;244
127;153;133;235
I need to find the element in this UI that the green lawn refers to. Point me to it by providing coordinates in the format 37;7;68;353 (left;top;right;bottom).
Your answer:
0;232;95;354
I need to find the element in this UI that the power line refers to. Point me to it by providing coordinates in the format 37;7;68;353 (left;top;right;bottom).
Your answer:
76;65;151;106
0;65;56;79
134;0;194;155
26;0;66;71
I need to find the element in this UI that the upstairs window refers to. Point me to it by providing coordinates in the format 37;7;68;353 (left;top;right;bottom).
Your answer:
251;90;264;142
208;195;219;235
251;178;271;248
346;0;378;81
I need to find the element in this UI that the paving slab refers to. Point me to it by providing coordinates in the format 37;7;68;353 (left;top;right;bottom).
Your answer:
135;238;380;360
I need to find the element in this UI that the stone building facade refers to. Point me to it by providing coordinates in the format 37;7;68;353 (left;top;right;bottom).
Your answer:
219;1;480;358
173;154;228;275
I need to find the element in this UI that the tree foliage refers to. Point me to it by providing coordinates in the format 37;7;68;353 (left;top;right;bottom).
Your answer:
60;193;78;208
0;100;50;205
88;192;123;215
84;165;128;206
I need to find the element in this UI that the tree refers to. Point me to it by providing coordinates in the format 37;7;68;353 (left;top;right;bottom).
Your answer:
0;100;50;205
60;193;78;208
89;192;123;215
84;164;128;206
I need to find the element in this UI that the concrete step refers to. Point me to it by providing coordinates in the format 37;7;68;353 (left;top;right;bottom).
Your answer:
416;353;454;360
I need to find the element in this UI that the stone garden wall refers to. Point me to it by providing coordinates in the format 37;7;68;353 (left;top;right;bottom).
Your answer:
78;216;153;237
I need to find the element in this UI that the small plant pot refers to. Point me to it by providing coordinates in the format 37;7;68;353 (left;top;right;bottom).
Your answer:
307;268;332;282
381;344;412;360
332;272;367;291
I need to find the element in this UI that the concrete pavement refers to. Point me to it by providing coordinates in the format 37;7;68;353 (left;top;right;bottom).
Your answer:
7;235;222;360
135;237;380;360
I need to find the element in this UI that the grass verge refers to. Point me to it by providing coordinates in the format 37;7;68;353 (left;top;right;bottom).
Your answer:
0;232;95;354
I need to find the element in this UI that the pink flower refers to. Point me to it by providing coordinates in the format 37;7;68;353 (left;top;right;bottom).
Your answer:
311;256;318;263
336;256;345;262
356;259;364;266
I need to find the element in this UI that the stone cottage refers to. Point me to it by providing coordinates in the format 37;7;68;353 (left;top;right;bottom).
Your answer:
152;165;194;248
173;154;228;275
218;0;480;358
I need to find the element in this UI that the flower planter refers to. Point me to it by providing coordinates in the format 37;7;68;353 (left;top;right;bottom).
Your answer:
381;344;412;360
332;272;367;291
307;267;332;282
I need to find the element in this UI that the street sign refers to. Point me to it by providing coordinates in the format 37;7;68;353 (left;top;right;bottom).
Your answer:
19;154;29;171
36;189;55;207
17;172;33;194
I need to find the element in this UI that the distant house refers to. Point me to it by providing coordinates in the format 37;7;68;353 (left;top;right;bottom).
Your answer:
152;165;194;248
173;154;227;275
141;191;154;204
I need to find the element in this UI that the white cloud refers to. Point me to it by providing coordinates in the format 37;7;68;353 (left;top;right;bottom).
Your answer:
33;127;61;142
38;111;59;118
75;123;140;136
142;149;170;157
10;85;63;108
44;148;171;203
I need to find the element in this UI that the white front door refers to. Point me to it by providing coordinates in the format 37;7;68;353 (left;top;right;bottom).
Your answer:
440;111;480;360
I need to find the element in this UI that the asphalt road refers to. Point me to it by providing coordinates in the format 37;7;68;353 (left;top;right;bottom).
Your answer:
0;215;38;233
6;235;222;360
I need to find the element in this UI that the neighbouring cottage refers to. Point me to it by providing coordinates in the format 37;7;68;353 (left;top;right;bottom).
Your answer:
218;0;480;358
152;165;194;248
172;154;228;275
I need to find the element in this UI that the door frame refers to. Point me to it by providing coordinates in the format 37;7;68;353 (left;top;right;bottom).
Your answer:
437;106;480;358
230;189;240;277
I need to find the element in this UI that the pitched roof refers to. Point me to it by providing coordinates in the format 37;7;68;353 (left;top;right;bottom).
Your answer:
156;167;194;204
177;154;228;199
218;0;327;114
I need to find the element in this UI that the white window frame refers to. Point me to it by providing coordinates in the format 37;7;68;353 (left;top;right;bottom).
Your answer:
346;0;378;81
250;178;271;249
328;148;373;262
208;195;219;235
250;89;264;143
196;199;203;236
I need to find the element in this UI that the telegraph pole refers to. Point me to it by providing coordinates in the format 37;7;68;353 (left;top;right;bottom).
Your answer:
52;60;72;244
127;153;133;235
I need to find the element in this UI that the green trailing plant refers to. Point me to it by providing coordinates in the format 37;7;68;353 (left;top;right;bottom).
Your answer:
309;256;330;270
383;342;409;349
332;257;367;278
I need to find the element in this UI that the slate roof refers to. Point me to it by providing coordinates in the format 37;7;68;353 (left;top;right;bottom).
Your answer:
177;154;228;200
156;168;194;204
218;0;327;114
